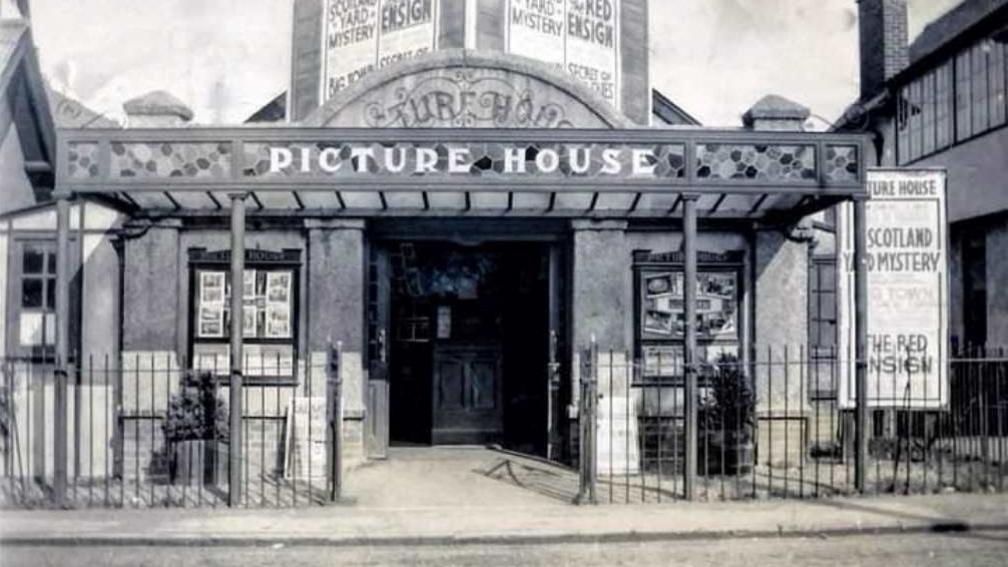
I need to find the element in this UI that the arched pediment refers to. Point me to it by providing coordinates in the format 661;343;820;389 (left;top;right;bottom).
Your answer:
300;49;631;129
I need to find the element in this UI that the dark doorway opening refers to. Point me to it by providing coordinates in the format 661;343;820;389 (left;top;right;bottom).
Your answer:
380;241;551;456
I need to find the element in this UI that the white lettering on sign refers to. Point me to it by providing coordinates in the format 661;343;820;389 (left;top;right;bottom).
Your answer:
506;0;621;108
838;169;949;409
265;143;677;178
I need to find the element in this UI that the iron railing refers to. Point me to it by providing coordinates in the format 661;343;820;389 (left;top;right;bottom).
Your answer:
576;344;1008;503
0;345;343;508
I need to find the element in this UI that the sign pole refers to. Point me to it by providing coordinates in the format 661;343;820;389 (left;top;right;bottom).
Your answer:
853;195;869;493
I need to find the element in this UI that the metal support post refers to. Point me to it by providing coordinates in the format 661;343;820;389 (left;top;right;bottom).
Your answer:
683;195;699;500
853;196;869;493
228;193;246;506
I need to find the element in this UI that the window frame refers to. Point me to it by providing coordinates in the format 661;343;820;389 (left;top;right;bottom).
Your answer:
632;249;745;387
807;255;838;400
186;247;302;385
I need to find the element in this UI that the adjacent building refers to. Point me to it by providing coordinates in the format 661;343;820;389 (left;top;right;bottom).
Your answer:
836;0;1008;348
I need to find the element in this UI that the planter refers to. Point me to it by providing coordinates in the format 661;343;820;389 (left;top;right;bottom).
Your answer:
700;431;754;475
170;440;228;486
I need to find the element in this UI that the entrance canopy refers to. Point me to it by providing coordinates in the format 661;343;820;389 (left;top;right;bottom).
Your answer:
56;127;869;220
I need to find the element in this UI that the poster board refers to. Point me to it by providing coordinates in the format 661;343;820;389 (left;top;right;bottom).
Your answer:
838;168;949;409
596;395;640;475
506;0;620;108
284;396;330;479
321;0;440;101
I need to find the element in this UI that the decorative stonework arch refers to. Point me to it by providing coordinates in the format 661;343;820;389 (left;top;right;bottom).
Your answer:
301;49;632;129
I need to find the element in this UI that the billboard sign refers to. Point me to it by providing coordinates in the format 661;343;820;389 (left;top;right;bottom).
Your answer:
507;0;620;108
838;168;949;409
322;0;439;101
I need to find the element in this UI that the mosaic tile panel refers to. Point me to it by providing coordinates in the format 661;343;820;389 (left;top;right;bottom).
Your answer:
696;144;817;181
110;142;231;179
242;142;687;180
824;145;859;183
66;142;100;179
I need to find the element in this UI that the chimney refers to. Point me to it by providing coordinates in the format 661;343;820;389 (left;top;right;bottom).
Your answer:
742;95;810;131
122;90;193;127
857;0;909;100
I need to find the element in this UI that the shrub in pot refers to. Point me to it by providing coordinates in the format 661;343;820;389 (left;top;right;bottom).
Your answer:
698;354;755;475
163;371;229;485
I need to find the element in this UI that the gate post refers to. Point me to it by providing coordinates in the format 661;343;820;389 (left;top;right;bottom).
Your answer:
53;197;71;506
547;330;560;462
327;340;343;501
575;338;599;505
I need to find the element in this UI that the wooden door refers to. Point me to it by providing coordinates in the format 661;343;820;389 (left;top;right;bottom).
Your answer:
431;344;502;444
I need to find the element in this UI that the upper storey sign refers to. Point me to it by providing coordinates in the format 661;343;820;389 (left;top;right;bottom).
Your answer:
507;0;620;108
322;0;439;100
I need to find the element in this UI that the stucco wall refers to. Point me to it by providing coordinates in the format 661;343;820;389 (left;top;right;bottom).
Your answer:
907;128;1008;223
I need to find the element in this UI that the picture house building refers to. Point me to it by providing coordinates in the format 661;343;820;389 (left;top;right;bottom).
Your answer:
1;0;876;502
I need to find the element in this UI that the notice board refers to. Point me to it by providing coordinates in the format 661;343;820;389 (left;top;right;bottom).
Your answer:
838;168;949;409
506;0;621;108
321;0;440;101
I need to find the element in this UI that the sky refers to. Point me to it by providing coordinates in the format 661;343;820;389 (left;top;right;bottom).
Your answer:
22;0;963;127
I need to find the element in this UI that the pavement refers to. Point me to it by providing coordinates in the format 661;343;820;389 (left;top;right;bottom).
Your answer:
1;446;1007;547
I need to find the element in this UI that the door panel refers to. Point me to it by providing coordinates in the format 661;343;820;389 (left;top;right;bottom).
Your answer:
469;360;496;410
432;344;502;444
436;356;465;410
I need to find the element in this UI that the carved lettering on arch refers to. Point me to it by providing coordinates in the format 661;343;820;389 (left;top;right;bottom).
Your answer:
361;68;582;128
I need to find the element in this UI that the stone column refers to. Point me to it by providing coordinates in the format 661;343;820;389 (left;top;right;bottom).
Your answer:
305;219;366;468
753;228;809;467
120;219;182;482
569;219;629;435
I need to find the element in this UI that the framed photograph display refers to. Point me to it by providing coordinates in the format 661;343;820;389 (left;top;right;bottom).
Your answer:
633;249;745;384
188;248;300;383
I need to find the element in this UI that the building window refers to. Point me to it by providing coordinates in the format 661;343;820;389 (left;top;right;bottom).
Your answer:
898;38;1008;165
15;241;58;356
808;257;837;399
632;250;744;384
188;248;300;383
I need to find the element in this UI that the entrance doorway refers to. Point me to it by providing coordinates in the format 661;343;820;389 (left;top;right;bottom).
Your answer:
369;241;560;457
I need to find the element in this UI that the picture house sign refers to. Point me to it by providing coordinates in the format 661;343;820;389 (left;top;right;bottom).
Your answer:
265;142;685;179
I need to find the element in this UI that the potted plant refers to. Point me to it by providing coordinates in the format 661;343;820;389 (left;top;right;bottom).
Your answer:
163;371;229;485
699;354;755;475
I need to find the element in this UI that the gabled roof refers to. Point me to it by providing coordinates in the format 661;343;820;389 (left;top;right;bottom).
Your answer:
245;91;286;123
651;90;701;126
909;0;1008;64
1;18;56;194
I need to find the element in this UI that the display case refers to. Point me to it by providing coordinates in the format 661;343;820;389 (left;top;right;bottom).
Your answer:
633;249;745;385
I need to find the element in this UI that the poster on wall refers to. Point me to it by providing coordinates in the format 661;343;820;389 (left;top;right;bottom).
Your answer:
838;168;949;409
506;0;620;108
321;0;439;102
